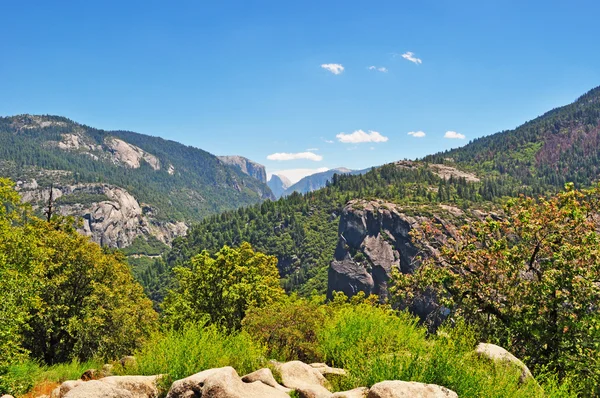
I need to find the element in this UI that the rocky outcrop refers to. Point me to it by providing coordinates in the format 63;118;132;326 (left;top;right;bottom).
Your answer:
475;343;533;383
328;200;464;325
105;137;161;171
166;367;290;398
46;360;471;398
328;200;425;302
367;381;458;398
16;181;187;248
218;156;267;184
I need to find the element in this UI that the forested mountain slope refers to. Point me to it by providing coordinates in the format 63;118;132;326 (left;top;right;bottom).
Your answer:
150;85;600;302
0;115;273;247
425;86;600;189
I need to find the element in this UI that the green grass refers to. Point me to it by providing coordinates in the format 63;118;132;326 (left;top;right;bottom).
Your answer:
314;303;575;398
0;359;102;396
122;323;266;382
2;302;578;398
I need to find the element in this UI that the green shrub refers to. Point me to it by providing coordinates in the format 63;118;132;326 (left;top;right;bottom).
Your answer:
123;323;266;382
243;295;328;362
315;304;574;397
0;359;101;396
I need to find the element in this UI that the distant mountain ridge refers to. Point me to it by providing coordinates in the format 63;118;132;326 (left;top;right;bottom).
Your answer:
0;115;274;248
268;174;292;198
282;167;370;197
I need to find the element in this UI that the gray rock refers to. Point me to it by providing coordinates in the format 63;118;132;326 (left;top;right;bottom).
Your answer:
475;343;533;382
332;387;369;397
62;380;134;398
271;360;332;398
17;183;187;248
218;155;268;184
241;368;291;392
51;376;160;398
309;363;347;376
166;366;289;398
327;200;421;302
367;381;458;398
268;174;292;198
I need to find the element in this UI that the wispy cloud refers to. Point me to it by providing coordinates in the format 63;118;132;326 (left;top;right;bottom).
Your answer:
336;130;389;144
306;148;319;151
401;51;422;64
368;66;388;73
408;131;426;138
321;137;335;144
267;151;323;161
321;63;344;75
444;131;466;139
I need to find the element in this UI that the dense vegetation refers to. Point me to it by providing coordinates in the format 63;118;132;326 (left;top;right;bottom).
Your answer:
394;184;600;394
0;178;156;393
0;115;271;222
425;86;600;190
153;163;506;301
2;180;595;396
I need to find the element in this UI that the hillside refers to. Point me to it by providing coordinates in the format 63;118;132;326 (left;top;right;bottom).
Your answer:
425;86;600;189
153;85;600;303
0;115;274;247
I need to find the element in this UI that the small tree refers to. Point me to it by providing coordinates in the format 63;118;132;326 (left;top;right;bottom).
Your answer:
163;242;284;331
393;184;600;391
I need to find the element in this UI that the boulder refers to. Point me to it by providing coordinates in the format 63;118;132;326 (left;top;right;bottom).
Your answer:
332;387;369;397
62;380;134;398
166;366;289;398
475;343;533;382
101;376;161;398
241;368;291;392
272;360;333;398
51;380;84;398
367;381;457;398
310;363;347;376
51;376;160;398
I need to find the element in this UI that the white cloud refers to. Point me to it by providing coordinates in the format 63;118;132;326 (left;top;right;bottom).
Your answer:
321;137;335;144
368;66;388;72
306;147;319;151
336;130;389;144
401;51;422;64
267;151;323;161
408;131;426;138
267;167;329;184
321;63;344;75
444;131;466;139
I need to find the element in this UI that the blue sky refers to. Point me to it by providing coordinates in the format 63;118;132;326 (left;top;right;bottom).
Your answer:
2;0;600;182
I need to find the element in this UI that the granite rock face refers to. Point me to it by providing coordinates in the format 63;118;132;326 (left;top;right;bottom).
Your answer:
17;181;187;248
218;155;268;184
328;200;423;302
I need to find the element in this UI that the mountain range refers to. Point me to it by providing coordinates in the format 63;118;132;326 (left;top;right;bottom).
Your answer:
0;115;273;248
2;85;600;298
156;85;600;301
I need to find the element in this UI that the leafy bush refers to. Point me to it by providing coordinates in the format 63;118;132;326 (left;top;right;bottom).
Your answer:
123;323;265;382
163;243;284;331
243;295;328;362
394;184;600;393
